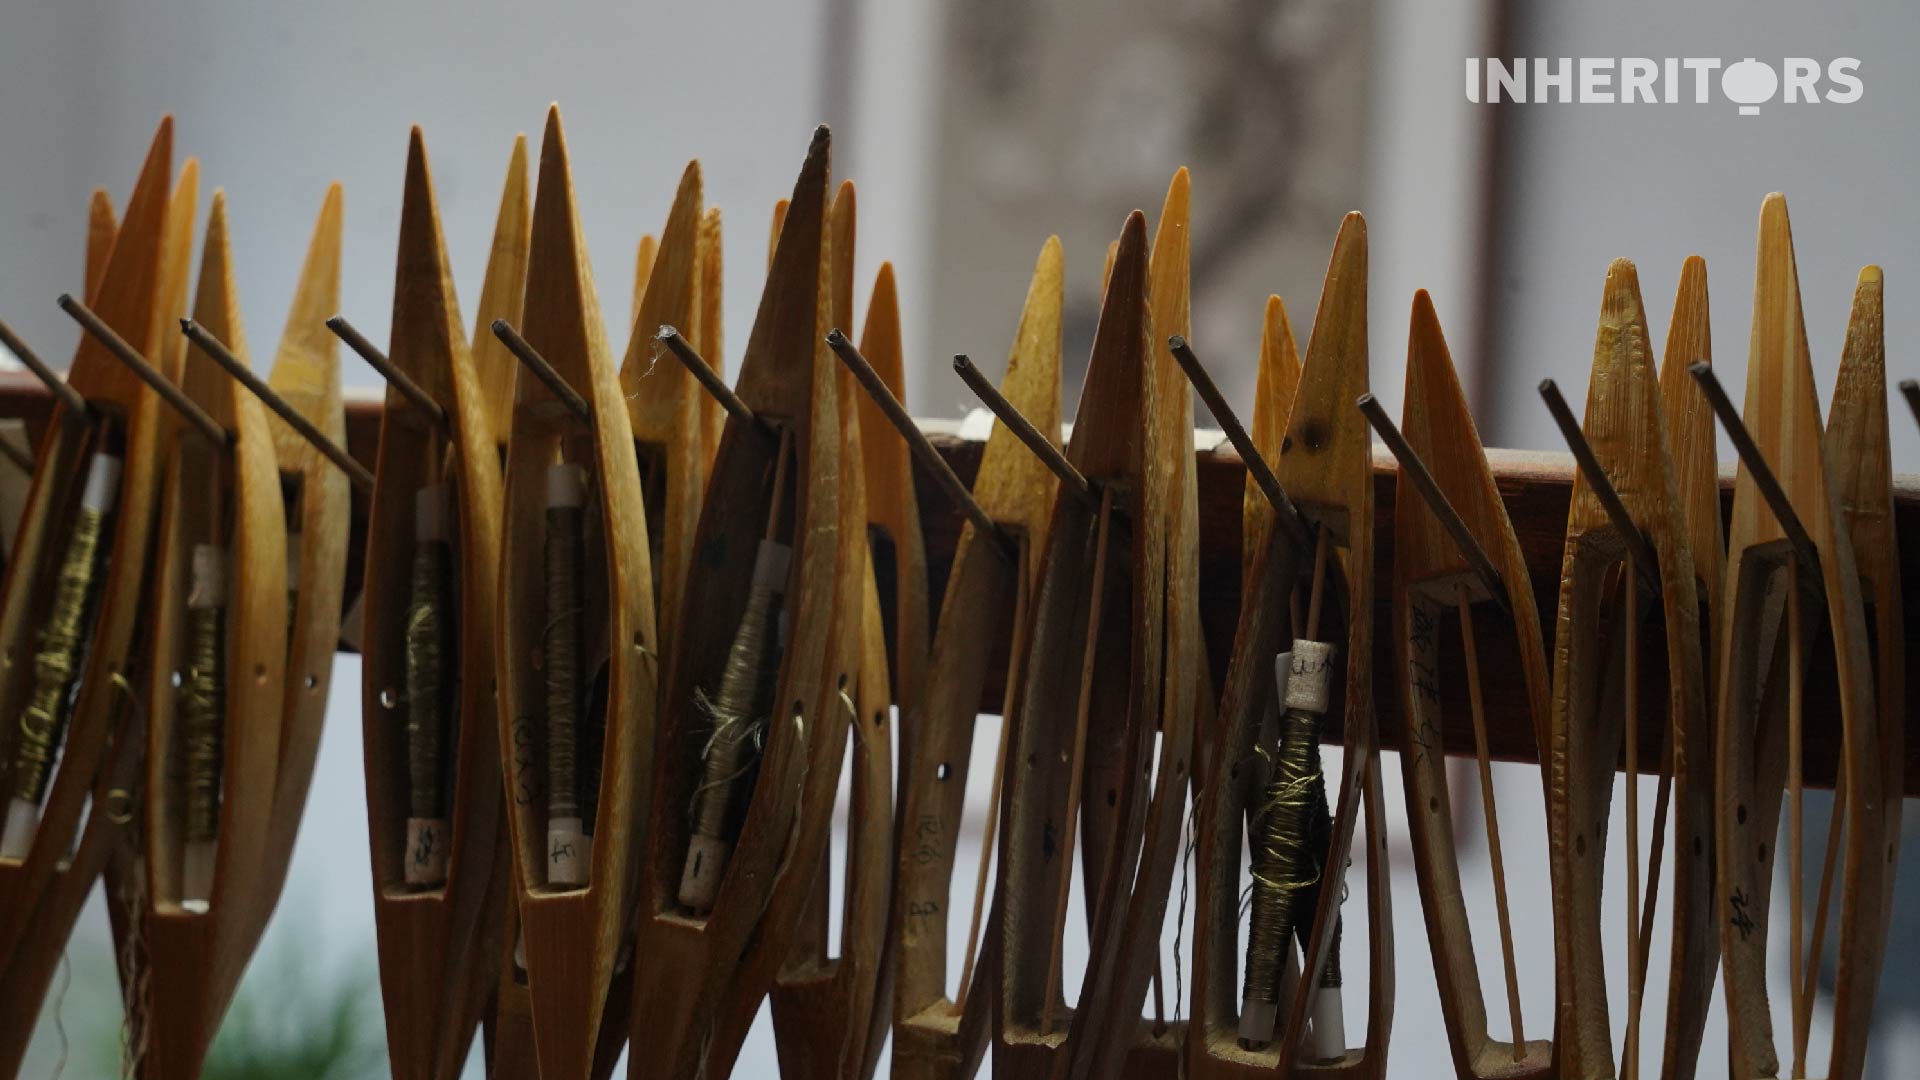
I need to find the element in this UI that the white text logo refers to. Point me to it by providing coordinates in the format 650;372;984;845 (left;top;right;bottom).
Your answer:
1464;58;1862;115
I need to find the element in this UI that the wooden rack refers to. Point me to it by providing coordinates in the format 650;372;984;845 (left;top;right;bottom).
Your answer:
2;372;1913;792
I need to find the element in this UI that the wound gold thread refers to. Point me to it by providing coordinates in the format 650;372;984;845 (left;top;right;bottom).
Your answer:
1241;699;1327;1009
181;599;225;844
545;480;585;824
405;519;451;820
678;429;793;912
8;453;118;808
1240;635;1338;1045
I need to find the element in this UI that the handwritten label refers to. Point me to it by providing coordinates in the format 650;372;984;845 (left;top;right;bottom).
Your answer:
1730;888;1755;940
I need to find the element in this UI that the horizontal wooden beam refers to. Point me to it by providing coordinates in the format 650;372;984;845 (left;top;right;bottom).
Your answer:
3;373;1913;793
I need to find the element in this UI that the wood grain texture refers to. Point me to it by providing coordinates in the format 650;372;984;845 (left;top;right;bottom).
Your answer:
1825;264;1903;1068
756;184;890;1076
149;159;199;383
497;105;657;1080
1244;295;1302;592
630;124;838;1080
0;121;174;1073
855;263;931;715
86;186;117;301
995;207;1163;1079
245;179;353;1033
768;257;916;1080
1392;290;1553;1079
134;189;293;1079
695;207;726;468
1073;168;1199;1080
1190;211;1393;1080
616;161;703;665
631;234;659;326
1717;195;1888;1080
363;130;508;1080
1548;258;1705;1080
1651;254;1721;1078
889;236;1061;1080
471;134;531;451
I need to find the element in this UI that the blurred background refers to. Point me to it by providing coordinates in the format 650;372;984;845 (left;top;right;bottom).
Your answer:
2;0;1915;1076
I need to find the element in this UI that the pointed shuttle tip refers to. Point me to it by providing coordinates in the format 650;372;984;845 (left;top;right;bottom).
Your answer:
1758;192;1794;241
1327;213;1368;269
1165;166;1191;203
1858;264;1883;285
1605;256;1641;288
1408;289;1445;353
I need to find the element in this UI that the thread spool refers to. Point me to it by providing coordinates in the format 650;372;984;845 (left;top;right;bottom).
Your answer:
544;463;589;887
677;536;791;913
1239;639;1337;1045
405;484;452;887
181;542;227;913
2;450;121;861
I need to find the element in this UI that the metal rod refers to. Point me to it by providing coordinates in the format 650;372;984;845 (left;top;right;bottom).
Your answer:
60;295;230;448
0;434;31;474
0;318;87;417
826;329;1008;549
1168;335;1311;547
325;315;449;434
1900;378;1919;430
951;353;1095;505
1686;361;1822;581
178;318;374;492
1536;378;1661;592
1357;393;1510;613
491;319;591;422
657;326;756;429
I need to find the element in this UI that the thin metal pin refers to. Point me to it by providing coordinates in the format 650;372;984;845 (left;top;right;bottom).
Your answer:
1537;378;1661;593
1167;334;1311;547
826;329;1009;550
952;354;1096;505
0;435;31;474
1357;393;1510;613
491;320;592;423
60;295;230;448
0;318;87;417
325;315;449;435
1900;379;1919;430
657;326;757;429
179;318;374;492
1686;361;1821;580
